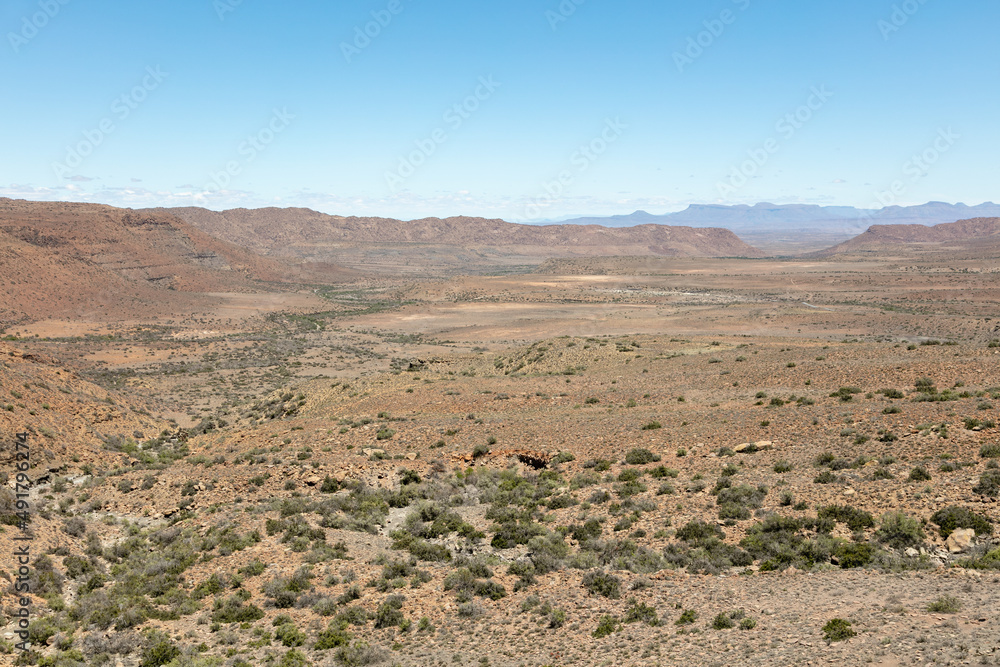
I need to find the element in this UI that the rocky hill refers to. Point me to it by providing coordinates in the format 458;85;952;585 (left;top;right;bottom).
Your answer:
814;217;1000;256
0;199;348;325
155;206;766;274
0;340;170;474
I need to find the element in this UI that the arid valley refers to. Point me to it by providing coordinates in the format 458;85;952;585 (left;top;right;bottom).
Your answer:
1;200;999;666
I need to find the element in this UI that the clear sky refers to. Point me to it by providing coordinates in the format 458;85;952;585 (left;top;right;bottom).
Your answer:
2;0;998;221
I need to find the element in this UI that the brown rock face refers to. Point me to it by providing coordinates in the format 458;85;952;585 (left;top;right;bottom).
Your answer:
155;206;766;273
0;199;349;324
815;217;1000;256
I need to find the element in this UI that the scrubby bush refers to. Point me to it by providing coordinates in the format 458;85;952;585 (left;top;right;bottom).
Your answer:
818;505;874;532
274;622;306;647
675;609;698;625
931;506;993;538
712;612;736;629
211;596;264;624
625;448;660;464
624;599;658;626
973;468;1000;497
582;570;621;599
874;511;924;550
592;614;621;638
773;460;793;473
373;595;405;629
822;618;856;643
927;595;961;613
814;471;837;484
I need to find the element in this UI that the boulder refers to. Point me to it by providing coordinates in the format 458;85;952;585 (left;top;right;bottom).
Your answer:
945;528;976;553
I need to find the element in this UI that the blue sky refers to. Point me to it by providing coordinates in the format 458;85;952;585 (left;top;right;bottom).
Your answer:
2;0;997;221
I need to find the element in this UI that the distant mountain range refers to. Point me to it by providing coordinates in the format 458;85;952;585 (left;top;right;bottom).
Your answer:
550;202;1000;232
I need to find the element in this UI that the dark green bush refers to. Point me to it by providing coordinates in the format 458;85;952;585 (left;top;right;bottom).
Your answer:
822;618;856;643
818;505;875;532
675;609;698;625
931;506;993;538
582;570;621;599
139;635;181;667
712;612;736;629
373;595;405;628
874;511;924;550
625;448;661;464
973;469;1000;497
592;614;621;638
624;599;659;626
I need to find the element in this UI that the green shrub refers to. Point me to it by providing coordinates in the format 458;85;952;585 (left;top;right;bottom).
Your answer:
822;618;856;643
834;542;876;569
625;448;660;464
740;617;757;630
973;469;1000;497
874;511;924;550
274;623;306;647
818;505;875;532
773;460;793;473
140;637;181;667
649;466;679;479
278;649;310;667
623;599;659;626
641;422;661;431
592;615;621;638
981;443;1000;459
927;595;961;613
712;612;736;629
675;609;698;625
374;595;405;628
582;570;621;599
617;468;642;482
814;471;837;484
314;621;352;650
211;596;265;624
474;580;507;600
908;466;932;482
931;506;993;538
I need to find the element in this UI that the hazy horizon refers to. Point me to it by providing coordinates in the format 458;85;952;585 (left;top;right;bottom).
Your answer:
3;1;998;221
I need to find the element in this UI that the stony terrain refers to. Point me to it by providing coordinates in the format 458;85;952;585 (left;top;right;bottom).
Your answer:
1;206;999;667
